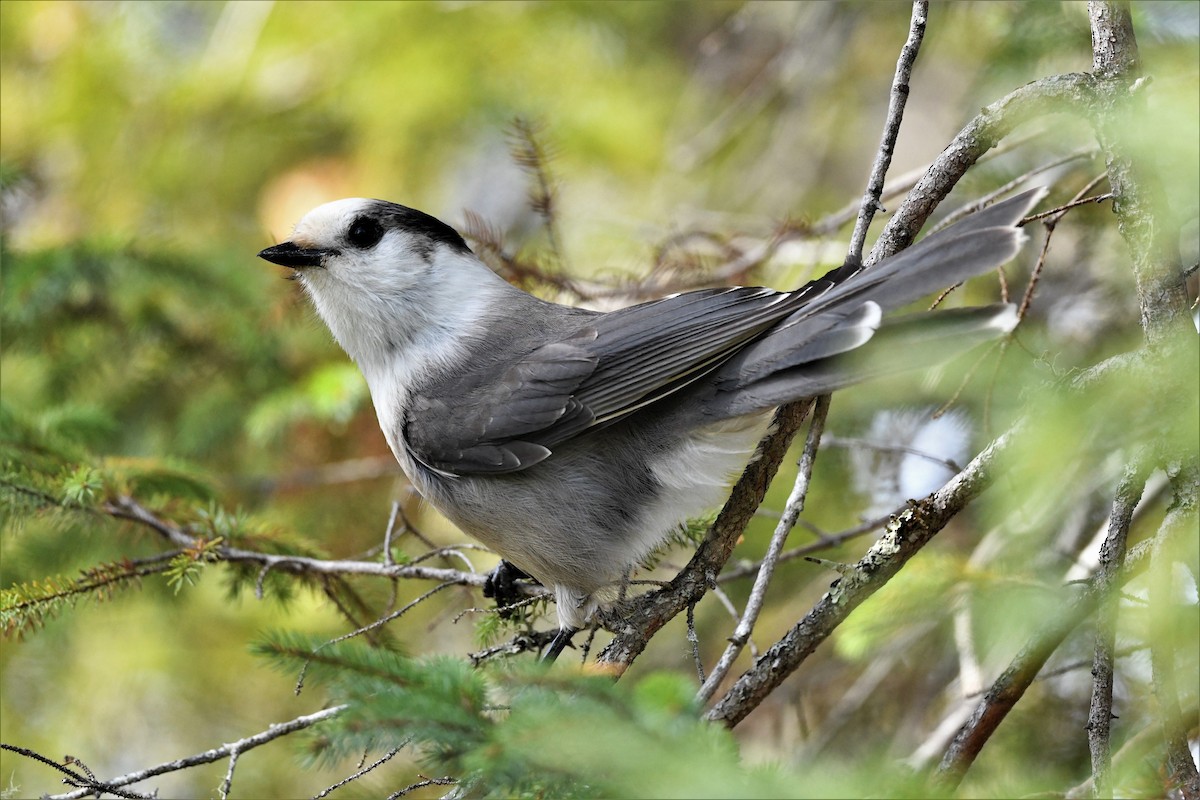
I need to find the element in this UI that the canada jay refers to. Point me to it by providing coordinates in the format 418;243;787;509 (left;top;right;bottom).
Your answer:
258;188;1043;660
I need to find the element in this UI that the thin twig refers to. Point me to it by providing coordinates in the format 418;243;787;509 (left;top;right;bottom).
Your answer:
39;706;348;800
687;602;705;683
927;147;1099;234
847;0;927;265
294;583;458;695
932;170;1102;426
1022;645;1147;690
103;496;493;589
408;545;482;575
325;582;456;650
822;434;963;473
385;775;458;800
0;745;151;800
312;745;405;800
1022;191;1113;223
718;510;896;583
706;424;1023;728
219;745;240;800
1015;172;1110;326
697;395;831;703
707;583;745;626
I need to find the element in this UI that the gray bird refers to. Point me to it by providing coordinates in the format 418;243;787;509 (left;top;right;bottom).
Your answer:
258;188;1042;660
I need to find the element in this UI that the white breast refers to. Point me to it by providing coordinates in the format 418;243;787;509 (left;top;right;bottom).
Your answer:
635;413;773;560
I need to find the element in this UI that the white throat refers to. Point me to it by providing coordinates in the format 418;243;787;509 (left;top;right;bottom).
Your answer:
300;247;512;464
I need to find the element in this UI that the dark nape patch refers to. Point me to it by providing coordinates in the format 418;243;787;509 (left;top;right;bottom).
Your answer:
369;200;472;257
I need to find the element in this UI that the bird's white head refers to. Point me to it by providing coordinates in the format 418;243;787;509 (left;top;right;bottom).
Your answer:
258;198;508;372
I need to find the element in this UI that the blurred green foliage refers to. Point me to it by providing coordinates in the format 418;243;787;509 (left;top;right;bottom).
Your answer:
255;631;929;798
2;1;1197;798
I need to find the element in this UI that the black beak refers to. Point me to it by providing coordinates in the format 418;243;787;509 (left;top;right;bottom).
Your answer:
257;241;334;269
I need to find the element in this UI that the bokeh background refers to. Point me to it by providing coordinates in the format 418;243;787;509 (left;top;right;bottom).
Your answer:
2;2;1197;797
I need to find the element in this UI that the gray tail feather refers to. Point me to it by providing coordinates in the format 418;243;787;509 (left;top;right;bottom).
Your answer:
706;303;1017;418
699;189;1044;418
712;191;1042;388
807;187;1045;315
724;300;884;386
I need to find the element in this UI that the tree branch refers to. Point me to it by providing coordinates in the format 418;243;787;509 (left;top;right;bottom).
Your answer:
847;0;927;265
1068;707;1200;799
696;395;831;702
691;0;927;698
0;745;151;800
9;706;349;800
867;72;1100;263
931;504;1190;793
1087;458;1149;798
102;496;499;591
594;400;814;674
705;424;1020;727
717;510;895;583
313;746;405;800
1086;0;1192;344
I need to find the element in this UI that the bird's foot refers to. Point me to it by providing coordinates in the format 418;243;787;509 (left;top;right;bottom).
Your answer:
482;560;537;618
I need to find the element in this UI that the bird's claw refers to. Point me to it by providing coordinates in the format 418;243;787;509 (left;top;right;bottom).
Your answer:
482;560;536;618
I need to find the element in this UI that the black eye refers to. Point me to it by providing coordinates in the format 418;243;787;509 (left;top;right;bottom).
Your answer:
346;217;384;249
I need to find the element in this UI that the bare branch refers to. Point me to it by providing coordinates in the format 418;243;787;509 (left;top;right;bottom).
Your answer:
102;496;492;590
385;775;458;799
1088;459;1148;799
0;745;151;800
822;434;963;473
1021;191;1113;223
313;582;457;654
39;706;347;800
867;73;1101;264
594;400;815;674
928;147;1100;234
847;0;928;264
382;500;403;568
312;746;405;800
706;424;1022;728
697;395;831;702
1087;1;1192;343
931;511;1180;793
1089;0;1140;78
718;511;895;583
468;629;561;666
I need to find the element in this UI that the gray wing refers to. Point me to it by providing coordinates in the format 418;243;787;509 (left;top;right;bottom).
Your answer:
405;188;1044;476
405;283;848;475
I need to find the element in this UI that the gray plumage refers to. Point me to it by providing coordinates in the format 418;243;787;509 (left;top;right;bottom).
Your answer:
258;188;1043;634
